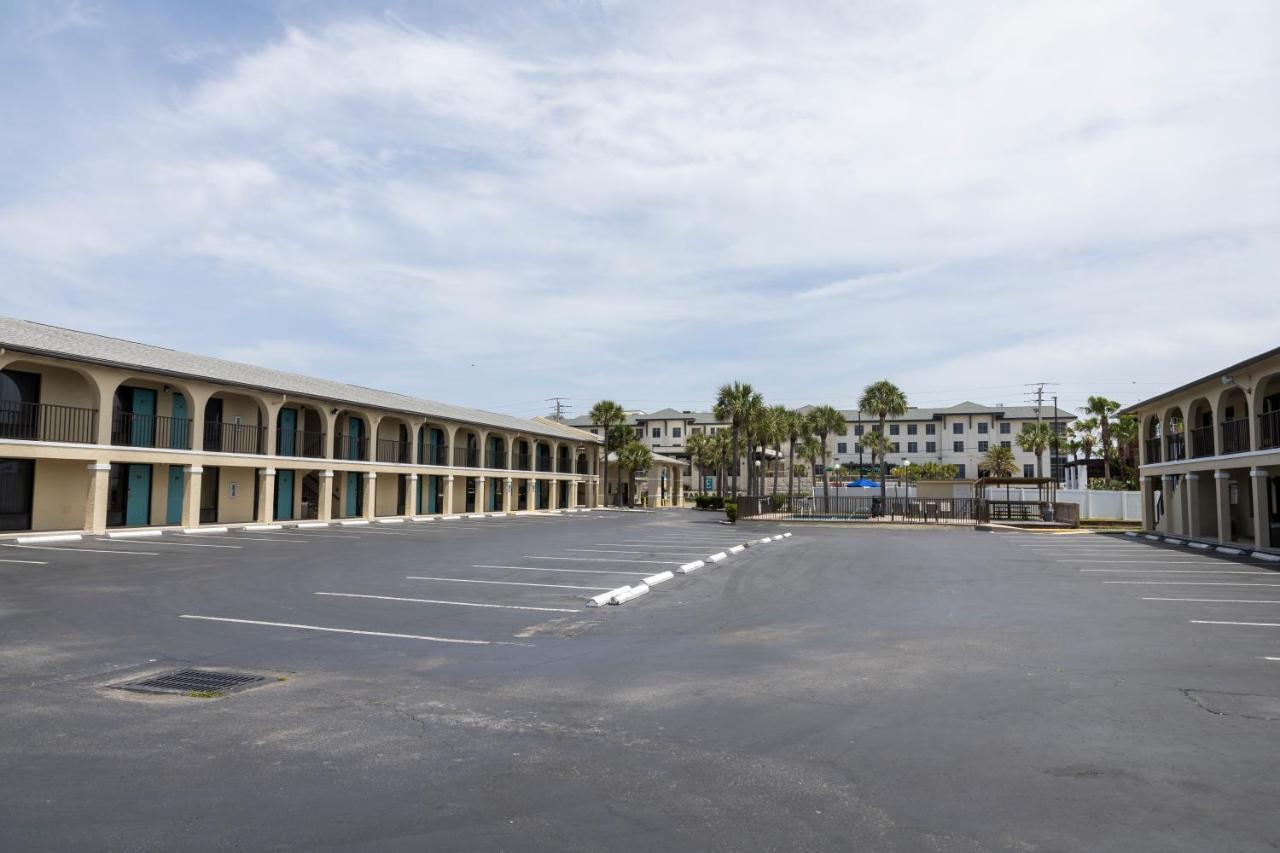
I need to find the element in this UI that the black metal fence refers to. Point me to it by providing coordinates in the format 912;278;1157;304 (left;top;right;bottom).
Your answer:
2;401;97;444
204;421;265;454
736;495;1079;526
112;411;193;449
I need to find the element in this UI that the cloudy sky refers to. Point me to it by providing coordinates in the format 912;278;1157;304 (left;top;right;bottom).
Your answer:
2;1;1277;419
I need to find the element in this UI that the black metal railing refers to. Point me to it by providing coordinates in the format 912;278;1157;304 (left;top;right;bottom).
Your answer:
333;434;368;461
1261;410;1280;450
0;400;97;444
1144;437;1162;464
1190;426;1214;458
485;448;507;469
576;458;590;475
1166;433;1185;461
535;455;553;472
422;443;449;465
276;428;325;458
556;457;573;473
1221;418;1249;454
454;446;480;467
735;495;1078;526
112;411;193;449
376;438;411;464
512;452;531;471
203;421;264;454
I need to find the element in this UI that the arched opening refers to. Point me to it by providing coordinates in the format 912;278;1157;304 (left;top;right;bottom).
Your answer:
332;410;369;461
484;434;507;469
454;429;480;467
375;416;412;463
1186;397;1214;458
534;441;552;472
419;423;448;465
513;438;531;471
1;359;100;444
1163;407;1185;462
276;402;326;459
204;391;267;454
1218;386;1250;454
556;443;571;474
1143;415;1162;464
1258;372;1280;450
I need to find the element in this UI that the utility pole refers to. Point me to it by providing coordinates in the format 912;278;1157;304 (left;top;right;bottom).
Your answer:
546;397;571;421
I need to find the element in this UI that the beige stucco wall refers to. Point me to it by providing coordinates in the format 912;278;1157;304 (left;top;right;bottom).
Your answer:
214;465;257;524
30;458;88;531
6;361;98;410
375;473;400;516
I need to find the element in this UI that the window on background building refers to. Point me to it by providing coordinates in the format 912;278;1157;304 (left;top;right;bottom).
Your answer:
953;441;964;452
955;464;966;478
926;441;936;453
907;424;917;435
672;427;682;438
837;442;847;454
907;441;918;453
977;422;988;434
1000;422;1011;434
889;424;899;436
854;424;864;436
952;422;963;434
978;441;988;452
652;428;661;439
926;423;936;435
590;428;599;435
1001;441;1011;449
1023;464;1035;478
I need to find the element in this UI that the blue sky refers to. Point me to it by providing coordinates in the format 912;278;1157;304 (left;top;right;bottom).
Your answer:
2;1;1277;419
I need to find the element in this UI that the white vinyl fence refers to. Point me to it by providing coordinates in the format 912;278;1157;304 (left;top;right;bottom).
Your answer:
984;487;1141;521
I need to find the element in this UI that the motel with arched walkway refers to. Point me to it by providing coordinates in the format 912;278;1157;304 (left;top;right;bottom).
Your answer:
0;317;608;534
1125;346;1280;552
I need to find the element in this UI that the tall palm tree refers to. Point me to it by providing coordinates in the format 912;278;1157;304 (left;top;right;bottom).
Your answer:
686;432;711;494
767;404;789;498
1111;413;1139;486
783;408;807;507
1080;397;1120;486
713;381;756;498
982;444;1018;502
1017;422;1054;478
806;404;846;503
860;430;891;492
589;400;627;508
617;440;653;506
710;431;732;497
1073;417;1098;464
795;435;823;493
741;391;767;497
858;380;908;502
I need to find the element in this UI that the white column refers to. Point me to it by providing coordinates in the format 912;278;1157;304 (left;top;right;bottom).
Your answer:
363;471;376;520
1252;468;1271;550
528;477;537;511
407;472;419;517
475;476;486;514
503;477;513;513
318;470;334;522
181;465;203;528
443;474;455;514
1160;474;1176;534
1140;476;1155;532
257;467;276;523
570;480;580;509
1215;470;1232;544
85;462;112;534
1185;472;1201;538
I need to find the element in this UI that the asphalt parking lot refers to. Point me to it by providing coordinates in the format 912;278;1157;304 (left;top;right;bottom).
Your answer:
2;512;1278;852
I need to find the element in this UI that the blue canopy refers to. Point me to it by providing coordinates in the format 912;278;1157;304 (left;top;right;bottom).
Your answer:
847;478;879;488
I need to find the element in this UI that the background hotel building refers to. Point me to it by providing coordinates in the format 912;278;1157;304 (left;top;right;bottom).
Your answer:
0;317;606;534
568;402;1073;490
1125;347;1280;551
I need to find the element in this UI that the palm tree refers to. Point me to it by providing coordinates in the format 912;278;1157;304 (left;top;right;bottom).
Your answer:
796;435;823;494
1017;422;1054;478
713;382;756;498
686;432;711;495
783;408;807;508
711;431;732;497
767;404;789;498
1111;413;1139;486
860;429;891;491
1080;397;1120;486
982;444;1018;502
806;404;846;504
858;380;908;503
741;391;766;497
617;440;653;506
589;400;627;508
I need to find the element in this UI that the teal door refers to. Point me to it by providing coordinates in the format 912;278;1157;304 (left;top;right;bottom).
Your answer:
276;470;294;520
126;464;152;526
131;388;156;447
165;466;184;525
427;475;439;513
279;408;297;456
346;472;359;516
347;419;362;460
170;393;188;449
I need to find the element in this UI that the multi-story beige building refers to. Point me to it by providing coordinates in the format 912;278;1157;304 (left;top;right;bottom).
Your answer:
569;401;1072;491
0;317;608;535
1124;347;1279;551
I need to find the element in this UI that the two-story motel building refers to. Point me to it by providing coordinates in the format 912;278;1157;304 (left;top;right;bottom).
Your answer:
0;317;606;535
1125;346;1280;552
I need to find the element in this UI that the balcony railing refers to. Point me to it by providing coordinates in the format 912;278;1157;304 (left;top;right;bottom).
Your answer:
1;401;97;444
376;438;411;464
556;458;573;474
512;452;531;471
422;444;449;466
1166;433;1185;462
576;458;590;475
1190;425;1214;459
454;446;480;467
276;428;326;458
112;411;194;449
1221;418;1249;455
1144;437;1161;464
485;448;507;469
204;421;265;454
1261;410;1280;451
535;455;553;472
333;434;368;461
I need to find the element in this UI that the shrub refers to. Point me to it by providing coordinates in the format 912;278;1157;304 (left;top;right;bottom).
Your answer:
769;493;788;511
725;501;737;523
695;495;725;510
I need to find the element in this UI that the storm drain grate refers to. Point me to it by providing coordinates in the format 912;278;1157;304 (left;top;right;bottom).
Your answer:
115;669;268;696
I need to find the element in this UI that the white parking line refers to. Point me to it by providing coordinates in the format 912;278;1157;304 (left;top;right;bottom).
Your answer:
184;534;308;543
472;564;649;576
1103;581;1280;587
0;543;159;555
406;575;612;591
0;557;48;564
315;592;580;613
93;538;242;550
1189;620;1280;628
1063;560;1258;565
564;548;703;557
179;614;505;645
523;555;683;565
1081;569;1275;574
1142;597;1280;603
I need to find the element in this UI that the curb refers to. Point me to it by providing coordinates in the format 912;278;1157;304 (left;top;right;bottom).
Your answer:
340;520;370;526
296;522;329;528
183;526;226;534
244;524;282;531
677;560;704;574
16;533;82;544
643;571;674;586
107;529;163;539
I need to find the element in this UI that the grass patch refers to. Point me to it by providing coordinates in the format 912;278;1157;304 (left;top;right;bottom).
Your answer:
275;676;288;682
184;690;224;699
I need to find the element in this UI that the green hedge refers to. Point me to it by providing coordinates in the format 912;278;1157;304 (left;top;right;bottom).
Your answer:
725;501;738;523
694;495;726;510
